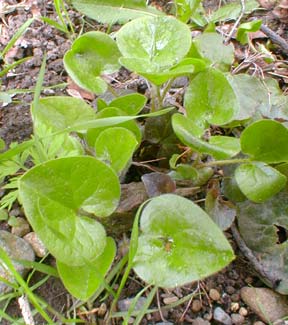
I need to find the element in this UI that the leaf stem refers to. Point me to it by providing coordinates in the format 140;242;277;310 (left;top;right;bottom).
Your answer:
196;158;250;168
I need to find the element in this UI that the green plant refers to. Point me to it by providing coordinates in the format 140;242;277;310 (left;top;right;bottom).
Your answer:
1;1;288;323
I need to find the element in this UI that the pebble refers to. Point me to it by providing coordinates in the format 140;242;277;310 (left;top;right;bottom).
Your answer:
192;317;211;325
231;293;240;302
226;286;236;295
209;288;221;301
97;303;107;317
253;322;266;325
191;299;202;312
231;313;245;324
117;297;147;312
23;232;48;257
11;217;30;237
213;307;232;325
0;230;35;294
163;295;179;305
239;307;248;317
230;302;240;312
241;287;288;323
273;320;288;325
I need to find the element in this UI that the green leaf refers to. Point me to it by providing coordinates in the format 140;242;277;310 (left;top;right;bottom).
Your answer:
190;33;234;70
86;107;141;147
117;16;192;79
109;93;147;115
57;237;116;300
64;32;121;94
235;162;286;203
240;120;288;163
32;97;96;134
236;20;262;45
226;74;269;121
71;0;163;25
210;0;259;23
184;69;238;134
133;194;234;288
172;114;240;159
95;127;138;174
175;0;201;23
0;138;5;151
237;190;288;294
169;164;198;181
19;156;120;265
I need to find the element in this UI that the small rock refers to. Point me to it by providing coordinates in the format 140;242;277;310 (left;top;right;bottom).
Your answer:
163;295;178;305
155;323;174;325
273;320;288;325
11;217;30;237
191;299;202;313
213;307;232;325
231;313;245;324
253;322;266;325
0;230;35;294
118;297;147;312
98;303;107;317
209;288;221;301
192;317;211;325
231;293;240;302
239;307;248;317
23;232;47;257
241;287;288;323
230;302;240;313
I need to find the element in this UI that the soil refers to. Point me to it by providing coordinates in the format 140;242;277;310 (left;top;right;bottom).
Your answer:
0;0;288;324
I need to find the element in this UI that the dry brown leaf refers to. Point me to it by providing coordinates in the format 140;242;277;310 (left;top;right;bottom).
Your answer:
66;77;96;101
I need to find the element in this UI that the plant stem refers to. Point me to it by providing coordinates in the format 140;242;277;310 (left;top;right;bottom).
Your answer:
107;84;119;98
196;158;249;168
160;78;175;104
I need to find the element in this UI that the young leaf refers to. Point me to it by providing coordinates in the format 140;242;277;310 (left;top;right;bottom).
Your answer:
240;120;288;163
133;194;234;288
95;127;138;174
175;0;201;23
57;237;116;300
109;93;147;115
190;33;234;70
172;114;241;159
116;16;192;79
64;32;121;94
71;0;163;25
169;164;198;181
235;162;287;203
184;68;238;134
86;107;141;147
236;20;262;45
19;157;121;265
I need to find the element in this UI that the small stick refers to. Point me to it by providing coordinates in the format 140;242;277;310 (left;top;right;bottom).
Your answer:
224;0;246;44
18;295;35;325
260;24;288;54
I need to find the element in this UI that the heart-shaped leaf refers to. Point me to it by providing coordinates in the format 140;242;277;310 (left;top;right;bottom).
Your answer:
240;120;288;163
236;20;262;45
237;190;288;294
184;68;238;135
86;107;141;147
95;127;138;174
117;16;191;78
235;162;286;203
64;32;121;94
71;0;163;24
19;156;120;265
57;237;116;300
190;33;234;70
133;194;234;288
172;114;240;159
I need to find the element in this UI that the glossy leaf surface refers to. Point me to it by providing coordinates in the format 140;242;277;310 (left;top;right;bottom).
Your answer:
184;69;238;134
172;114;240;159
240;120;288;163
108;93;147;115
133;194;234;288
19;157;120;265
71;0;163;24
235;162;286;203
57;237;116;300
117;16;191;78
95;127;138;174
64;32;121;94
